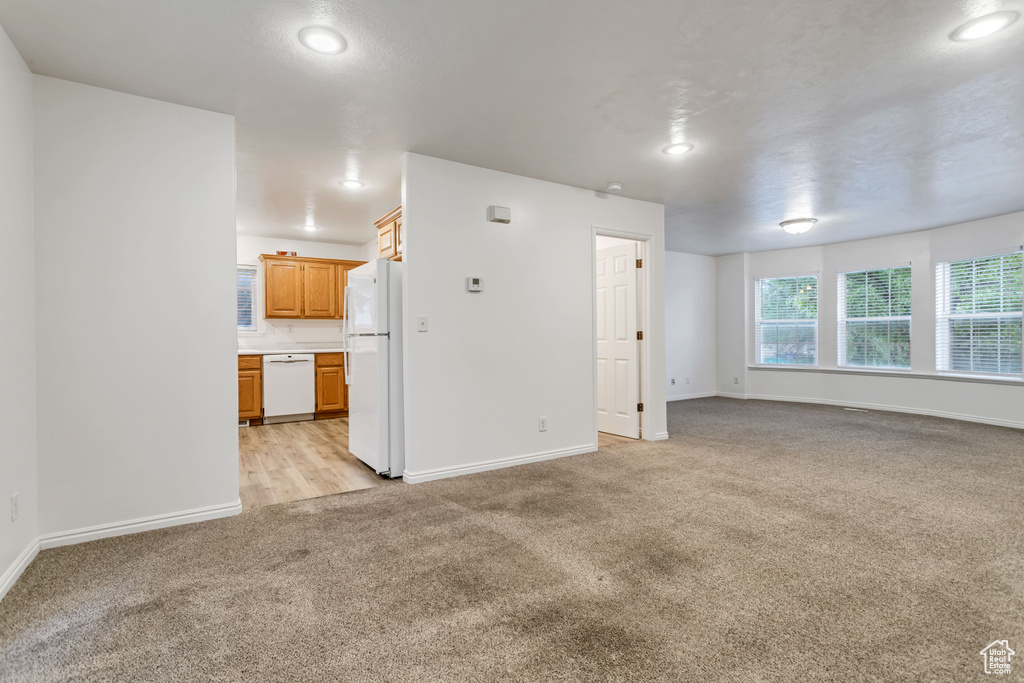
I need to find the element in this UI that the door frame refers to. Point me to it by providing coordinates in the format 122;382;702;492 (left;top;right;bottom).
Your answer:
591;227;652;442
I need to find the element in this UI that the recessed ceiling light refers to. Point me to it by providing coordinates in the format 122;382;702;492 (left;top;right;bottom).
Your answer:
302;224;319;232
341;179;364;189
605;183;622;193
780;218;817;235
298;26;347;55
662;143;694;155
950;11;1019;41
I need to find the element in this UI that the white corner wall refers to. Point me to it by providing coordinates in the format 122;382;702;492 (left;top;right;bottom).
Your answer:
401;154;667;483
34;77;240;543
665;251;716;400
0;24;38;600
716;213;1024;427
716;253;749;397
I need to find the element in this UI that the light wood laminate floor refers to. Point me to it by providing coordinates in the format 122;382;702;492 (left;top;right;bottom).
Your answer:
238;418;385;510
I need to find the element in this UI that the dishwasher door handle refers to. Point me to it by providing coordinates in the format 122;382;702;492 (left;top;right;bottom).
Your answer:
268;359;310;363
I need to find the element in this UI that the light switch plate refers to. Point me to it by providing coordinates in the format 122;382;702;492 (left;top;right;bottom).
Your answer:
417;316;428;332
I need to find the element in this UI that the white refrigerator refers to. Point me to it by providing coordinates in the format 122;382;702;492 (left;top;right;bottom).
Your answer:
344;259;405;478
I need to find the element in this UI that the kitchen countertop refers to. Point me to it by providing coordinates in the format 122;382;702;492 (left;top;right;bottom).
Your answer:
238;346;346;355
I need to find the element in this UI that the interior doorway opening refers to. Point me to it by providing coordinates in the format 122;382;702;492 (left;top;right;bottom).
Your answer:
594;233;645;444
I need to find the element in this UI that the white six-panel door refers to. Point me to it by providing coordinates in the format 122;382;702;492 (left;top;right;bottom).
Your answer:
596;242;639;439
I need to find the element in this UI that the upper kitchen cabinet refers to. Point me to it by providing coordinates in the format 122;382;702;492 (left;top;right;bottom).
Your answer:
258;255;364;319
303;261;339;318
263;258;303;317
375;206;403;261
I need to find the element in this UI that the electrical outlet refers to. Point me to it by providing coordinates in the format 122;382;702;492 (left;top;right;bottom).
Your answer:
539;417;548;432
686;377;690;385
670;378;676;385
11;493;17;522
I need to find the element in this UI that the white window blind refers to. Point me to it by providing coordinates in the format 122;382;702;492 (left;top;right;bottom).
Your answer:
936;250;1022;377
237;265;257;332
754;276;818;366
837;266;912;369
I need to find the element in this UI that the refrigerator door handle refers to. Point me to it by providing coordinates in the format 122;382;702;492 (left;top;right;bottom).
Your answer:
343;285;352;386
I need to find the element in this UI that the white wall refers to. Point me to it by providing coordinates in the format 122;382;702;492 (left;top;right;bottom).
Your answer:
665;252;716;400
402;154;667;482
716;212;1024;427
236;234;372;346
361;237;380;262
0;24;38;600
716;253;749;396
34;77;239;542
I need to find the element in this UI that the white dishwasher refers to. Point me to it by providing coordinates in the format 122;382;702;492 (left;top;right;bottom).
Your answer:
262;354;316;424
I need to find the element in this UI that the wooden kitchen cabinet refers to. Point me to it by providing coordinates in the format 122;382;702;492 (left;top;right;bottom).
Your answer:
374;206;402;261
259;255;364;320
263;259;303;318
393;215;403;262
238;355;263;423
315;353;347;418
303;261;339;318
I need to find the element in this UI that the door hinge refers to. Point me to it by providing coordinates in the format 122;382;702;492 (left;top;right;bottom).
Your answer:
637;403;644;412
636;259;643;268
636;331;643;340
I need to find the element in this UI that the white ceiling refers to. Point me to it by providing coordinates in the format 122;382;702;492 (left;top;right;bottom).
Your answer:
1;0;1023;254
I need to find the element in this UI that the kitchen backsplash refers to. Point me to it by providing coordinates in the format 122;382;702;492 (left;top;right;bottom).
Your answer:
237;319;346;349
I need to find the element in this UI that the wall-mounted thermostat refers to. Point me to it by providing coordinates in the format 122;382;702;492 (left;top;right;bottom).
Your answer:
487;206;511;223
466;276;484;293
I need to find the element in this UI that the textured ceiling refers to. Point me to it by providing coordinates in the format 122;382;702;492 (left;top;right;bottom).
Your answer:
1;0;1023;254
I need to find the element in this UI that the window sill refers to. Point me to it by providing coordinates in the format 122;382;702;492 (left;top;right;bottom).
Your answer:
747;365;1023;386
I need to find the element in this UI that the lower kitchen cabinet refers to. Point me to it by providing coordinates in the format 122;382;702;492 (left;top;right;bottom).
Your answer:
315;353;347;418
238;355;263;423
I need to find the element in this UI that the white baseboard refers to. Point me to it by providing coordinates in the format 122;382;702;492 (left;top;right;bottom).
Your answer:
715;391;746;399
667;391;717;402
718;392;1024;430
38;499;243;550
0;538;40;603
404;444;597;484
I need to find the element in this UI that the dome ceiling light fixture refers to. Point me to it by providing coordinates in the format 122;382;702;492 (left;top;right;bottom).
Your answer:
662;142;694;155
605;182;623;193
950;11;1019;41
341;179;364;189
298;26;348;55
780;218;818;235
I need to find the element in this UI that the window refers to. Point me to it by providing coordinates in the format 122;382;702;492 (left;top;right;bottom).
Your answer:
936;250;1023;377
237;265;257;332
837;266;912;369
755;276;818;365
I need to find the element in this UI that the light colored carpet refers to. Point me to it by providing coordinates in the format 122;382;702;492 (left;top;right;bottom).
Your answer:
1;398;1022;682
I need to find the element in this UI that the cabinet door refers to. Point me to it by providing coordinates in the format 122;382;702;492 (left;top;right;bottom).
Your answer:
264;259;303;318
303;261;338;318
239;369;262;419
378;222;396;259
394;216;403;260
316;366;347;412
